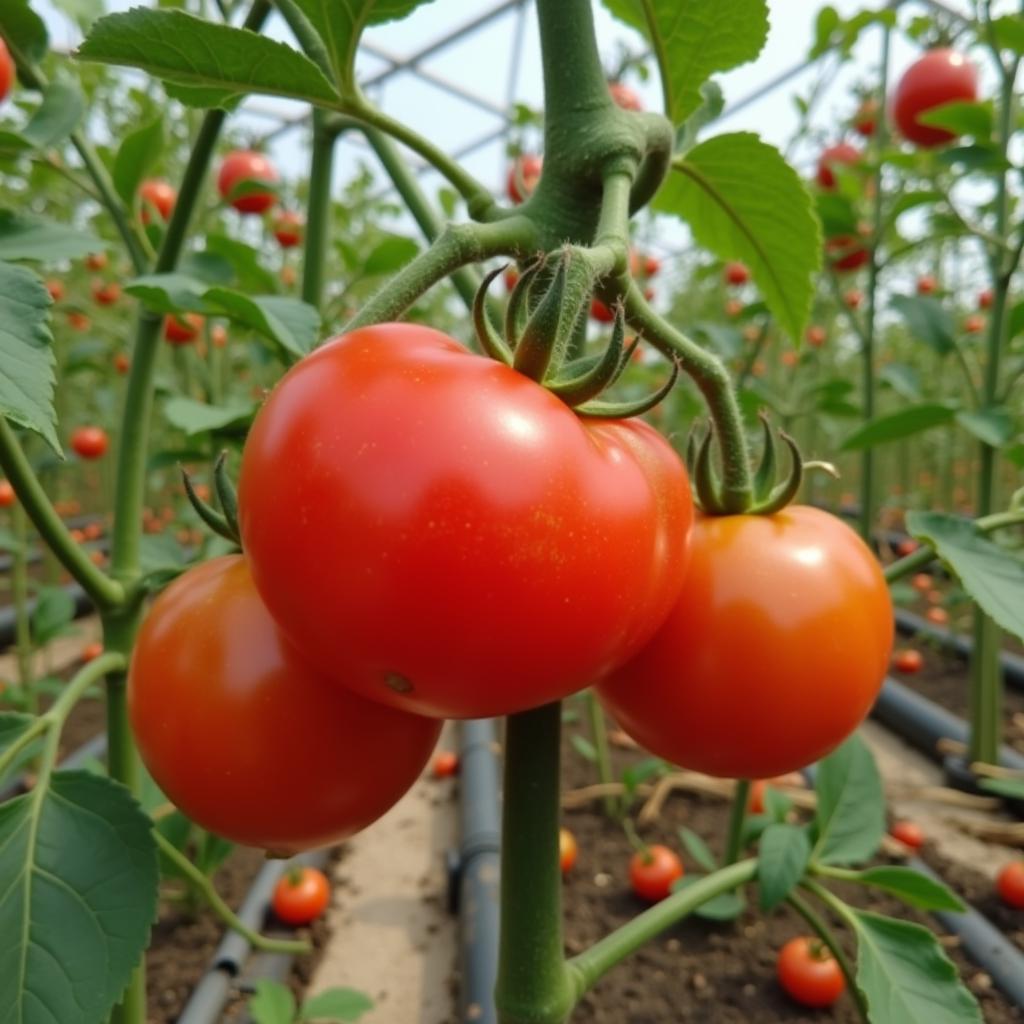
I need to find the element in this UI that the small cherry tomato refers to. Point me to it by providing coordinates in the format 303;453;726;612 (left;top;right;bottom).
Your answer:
723;261;750;287
964;314;985;335
506;154;542;204
911;573;931;593
643;254;661;277
139;179;176;224
271;866;330;925
70;528;86;544
892;49;979;148
83;522;103;541
978;289;994;310
805;325;826;348
164;313;204;345
892;649;924;675
0;38;14;105
816;142;861;191
85;252;108;271
0;480;15;508
559;828;578;874
724;298;744;318
748;779;767;814
432;751;459;778
211;324;228;348
890;820;925;849
777;936;845;1008
81;641;104;663
590;298;615;323
996;862;1024;909
45;279;65;302
853;97;879;137
217;150;279;214
916;275;937;295
91;280;121;306
68;311;91;331
926;589;943;605
608;81;642;111
71;426;109;460
926;606;949;626
113;353;130;374
826;234;869;272
629;844;683;902
896;538;919;556
782;351;799;368
843;289;863;310
273;210;304;248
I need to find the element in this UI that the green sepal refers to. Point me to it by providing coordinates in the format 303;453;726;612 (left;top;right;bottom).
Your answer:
474;266;514;365
213;451;241;543
505;257;545;352
752;413;777;501
692;426;725;512
181;466;238;544
749;431;803;514
547;306;628;406
513;257;568;382
576;359;679;419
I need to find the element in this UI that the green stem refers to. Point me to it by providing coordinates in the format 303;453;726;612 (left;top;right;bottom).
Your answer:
495;704;576;1024
583;690;618;818
883;544;934;583
567;859;758;996
10;503;34;707
153;834;310;956
301;110;339;310
724;780;750;864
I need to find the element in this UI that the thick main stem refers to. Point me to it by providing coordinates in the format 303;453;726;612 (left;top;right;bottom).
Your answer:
11;503;34;710
302;110;339;310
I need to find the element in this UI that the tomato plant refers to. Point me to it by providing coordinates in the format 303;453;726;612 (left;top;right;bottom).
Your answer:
892;49;979;148
217;149;279;213
164;312;203;344
997;862;1024;909
723;260;749;286
271;867;331;926
815;141;861;190
506;153;542;204
138;178;176;223
629;844;683;902
777;937;845;1008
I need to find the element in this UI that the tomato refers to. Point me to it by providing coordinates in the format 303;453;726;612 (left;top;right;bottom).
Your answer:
805;325;826;348
853;97;879;136
892;49;978;148
926;606;949;626
643;254;661;278
724;298;743;318
964;314;985;335
238;325;692;720
916;275;937;296
911;573;931;593
211;324;228;348
0;480;15;508
129;556;441;852
590;298;615;323
217;150;278;214
997;862;1024;909
597;507;892;778
748;779;767;814
926;589;943;605
80;641;104;663
45;279;64;303
273;210;303;248
843;289;863;310
506;154;542;204
91;280;121;306
432;751;459;778
816;142;861;190
85;252;107;271
70;426;109;460
139;179;176;224
67;311;90;331
781;351;799;369
559;828;578;874
978;288;994;310
777;937;845;1008
723;261;749;287
0;38;14;104
164;313;203;345
83;522;103;541
113;353;130;375
271;866;330;925
826;234;869;272
892;648;924;676
629;844;683;902
890;820;924;849
896;538;919;556
608;81;642;111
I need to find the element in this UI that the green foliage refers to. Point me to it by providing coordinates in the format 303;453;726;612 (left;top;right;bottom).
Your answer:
249;978;374;1024
849;867;964;912
164;396;255;436
0;0;49;64
757;823;810;910
889;295;955;356
30;586;76;646
0;80;85;157
811;736;884;866
0;212;103;263
672;874;745;921
841;404;957;451
113;118;166;205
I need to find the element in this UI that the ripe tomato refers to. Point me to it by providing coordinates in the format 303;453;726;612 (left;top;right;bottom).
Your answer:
273;210;303;248
164;313;203;345
724;298;744;318
997;862;1024;909
129;556;441;852
805;325;826;348
964;314;985;335
608;81;642;111
432;751;459;778
916;275;937;295
629;844;683;902
896;538;919;556
597;507;892;778
724;261;750;287
826;234;869;272
748;779;767;814
238;325;693;720
113;353;130;374
892;49;978;148
271;866;330;925
781;351;799;369
816;142;861;190
853;97;879;136
91;280;120;306
71;426;109;460
890;820;924;849
591;298;615;323
643;254;661;278
843;289;863;310
892;649;924;675
85;252;107;271
0;38;14;104
217;150;278;214
80;641;104;663
926;588;943;605
67;311;90;331
926;606;949;626
777;937;845;1008
559;828;578;874
506;154;542;204
139;179;176;224
978;288;994;310
45;279;64;302
0;480;15;508
911;573;931;593
211;324;228;348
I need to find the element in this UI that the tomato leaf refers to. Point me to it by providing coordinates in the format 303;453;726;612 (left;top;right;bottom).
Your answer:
204;234;279;293
879;363;922;402
851;866;964;912
299;987;375;1022
917;100;994;140
758;823;810;910
30;585;76;646
570;734;597;763
763;785;792;823
889;295;955;355
0;0;49;64
850;910;983;1024
0;210;103;263
655;133;820;341
677;826;718;872
125;272;208;313
0;79;85;155
77;9;342;107
905;511;1024;644
363;234;421;277
249;979;297;1024
956;407;1014;448
0;771;159;1024
113;118;165;206
811;736;884;866
0;712;35;761
601;0;768;125
164;397;255;437
991;15;1024;55
672;874;745;921
204;291;321;360
840;404;958;451
0;261;60;454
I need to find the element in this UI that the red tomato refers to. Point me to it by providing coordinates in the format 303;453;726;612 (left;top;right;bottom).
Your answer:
597;508;893;778
724;298;744;318
0;480;14;508
777;937;845;1008
978;288;994;310
916;275;937;296
273;210;303;248
85;252;107;271
506;154;542;204
608;81;642;111
67;311;90;331
164;313;204;345
964;314;985;335
211;324;228;348
853;97;879;136
892;49;979;148
643;254;660;277
139;179;176;224
590;298;615;323
911;573;931;593
805;325;826;348
113;353;130;375
217;150;279;214
724;261;750;287
997;862;1024;909
896;538;919;556
748;779;767;814
91;280;120;306
559;828;578;874
0;39;14;104
81;641;104;663
843;289;863;310
271;866;330;925
781;351;799;369
71;426;109;460
826;234;869;272
45;279;64;303
890;820;924;849
432;751;459;778
129;556;441;852
816;142;861;191
238;325;693;720
926;606;949;626
629;845;683;902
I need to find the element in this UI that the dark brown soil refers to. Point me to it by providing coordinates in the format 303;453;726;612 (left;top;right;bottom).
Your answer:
559;716;1024;1023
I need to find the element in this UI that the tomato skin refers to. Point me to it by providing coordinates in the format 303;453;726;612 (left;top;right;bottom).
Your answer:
629;845;683;902
81;641;104;663
608;82;642;111
816;142;861;190
139;179;176;224
273;210;303;248
997;862;1024;909
68;311;90;331
559;828;578;874
964;314;985;335
724;298;744;318
777;937;845;1008
92;280;120;306
129;556;441;852
432;751;459;778
86;252;108;271
0;39;14;104
843;289;863;310
71;426;109;460
217;150;278;214
164;313;203;345
826;234;869;272
853;97;878;136
271;867;330;925
890;820;924;849
598;507;893;778
113;353;130;375
926;606;949;626
211;324;228;348
978;288;994;310
506;154;542;204
892;649;924;675
917;275;937;295
892;49;978;148
0;480;15;508
590;298;615;323
239;325;693;720
805;325;826;348
748;779;767;814
724;261;749;286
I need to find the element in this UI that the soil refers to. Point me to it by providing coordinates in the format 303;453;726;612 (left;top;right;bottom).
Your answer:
559;715;1024;1023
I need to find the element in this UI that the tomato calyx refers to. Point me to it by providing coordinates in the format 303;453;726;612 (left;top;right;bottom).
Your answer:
474;256;678;418
182;452;241;547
